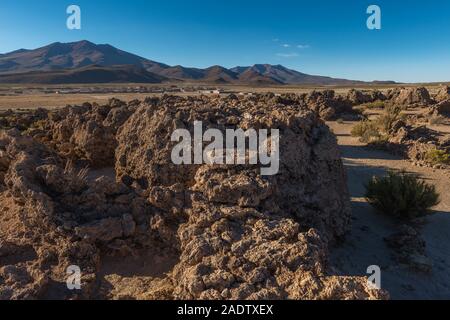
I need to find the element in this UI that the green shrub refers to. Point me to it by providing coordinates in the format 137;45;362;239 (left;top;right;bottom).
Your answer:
351;120;382;143
351;105;404;143
365;170;440;219
30;119;47;130
426;149;450;165
375;105;403;133
363;101;385;109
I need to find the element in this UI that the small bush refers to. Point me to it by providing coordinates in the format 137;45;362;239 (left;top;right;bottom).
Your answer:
376;105;403;133
426;149;450;165
336;118;344;124
30;120;47;130
351;105;404;143
64;160;89;193
363;101;385;109
351;120;382;143
365;170;440;219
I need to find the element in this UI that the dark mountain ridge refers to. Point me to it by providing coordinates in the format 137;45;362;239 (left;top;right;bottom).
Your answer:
0;40;384;85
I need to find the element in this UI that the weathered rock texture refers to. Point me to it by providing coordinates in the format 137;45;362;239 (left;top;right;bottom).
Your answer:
385;225;432;273
434;86;450;102
115;95;386;299
1;94;388;300
0;108;48;132
0;130;161;299
389;87;433;106
387;120;450;168
430;100;450;117
346;89;386;106
302;90;356;120
32;99;138;168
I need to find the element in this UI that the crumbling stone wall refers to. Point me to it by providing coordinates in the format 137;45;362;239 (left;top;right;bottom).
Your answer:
0;95;388;300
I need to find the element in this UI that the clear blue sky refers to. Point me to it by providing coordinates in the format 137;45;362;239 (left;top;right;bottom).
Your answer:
1;0;450;82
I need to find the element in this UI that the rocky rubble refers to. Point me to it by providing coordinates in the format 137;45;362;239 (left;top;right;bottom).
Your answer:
0;94;388;300
115;95;386;299
301;90;358;120
385;225;433;273
429;100;450;118
434;85;450;102
344;87;450;169
24;98;139;168
386;120;450;168
242;90;364;121
346;89;386;105
0;129;161;299
387;87;433;106
0;108;48;131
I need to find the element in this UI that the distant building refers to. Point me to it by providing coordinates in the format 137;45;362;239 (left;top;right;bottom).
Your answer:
199;89;221;95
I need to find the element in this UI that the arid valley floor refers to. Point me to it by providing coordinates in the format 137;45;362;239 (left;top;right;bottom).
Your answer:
0;84;449;300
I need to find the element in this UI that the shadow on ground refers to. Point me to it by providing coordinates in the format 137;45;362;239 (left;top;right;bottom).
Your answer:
330;138;450;299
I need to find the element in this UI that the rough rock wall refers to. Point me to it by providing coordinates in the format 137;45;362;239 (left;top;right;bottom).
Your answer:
303;90;355;120
40;99;137;168
389;87;433;106
115;95;385;299
387;120;450;168
434;86;450;102
346;89;386;105
1;95;388;300
116;95;350;240
0;130;159;299
430;100;450;117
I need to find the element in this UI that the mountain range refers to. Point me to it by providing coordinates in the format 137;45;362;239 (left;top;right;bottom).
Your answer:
0;40;385;85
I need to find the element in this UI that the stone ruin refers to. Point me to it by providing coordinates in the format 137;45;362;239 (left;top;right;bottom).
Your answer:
434;85;450;103
346;89;386;105
0;95;388;300
385;120;450;168
387;87;433;106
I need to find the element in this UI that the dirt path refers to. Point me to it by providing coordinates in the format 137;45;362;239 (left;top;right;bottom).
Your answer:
328;121;450;300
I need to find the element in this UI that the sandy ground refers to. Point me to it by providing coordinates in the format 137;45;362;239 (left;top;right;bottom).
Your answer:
0;83;424;110
328;121;450;300
0;93;162;110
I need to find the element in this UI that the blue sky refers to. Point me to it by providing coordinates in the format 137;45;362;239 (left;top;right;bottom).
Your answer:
1;0;450;82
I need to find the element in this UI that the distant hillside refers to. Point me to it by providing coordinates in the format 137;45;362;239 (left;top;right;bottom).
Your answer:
0;40;168;76
157;65;206;80
237;67;283;85
0;40;384;85
0;65;167;84
231;64;365;85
